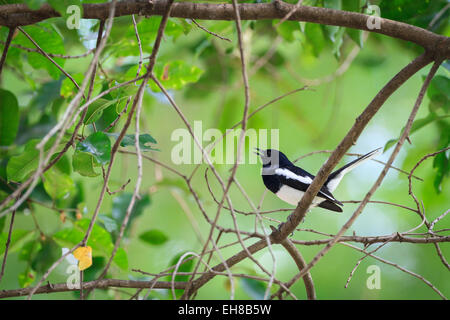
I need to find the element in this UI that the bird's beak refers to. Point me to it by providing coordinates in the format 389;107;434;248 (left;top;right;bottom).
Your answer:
254;147;263;157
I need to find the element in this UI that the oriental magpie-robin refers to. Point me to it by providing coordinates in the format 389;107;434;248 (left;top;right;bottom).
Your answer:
255;148;381;212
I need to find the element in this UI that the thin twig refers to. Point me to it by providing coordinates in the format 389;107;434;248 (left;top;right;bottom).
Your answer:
341;242;447;299
17;27;86;100
0;42;95;59
0;27;15;79
0;204;17;285
132;14;144;79
191;19;232;42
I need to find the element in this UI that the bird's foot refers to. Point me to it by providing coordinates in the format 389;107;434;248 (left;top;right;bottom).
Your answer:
277;221;284;231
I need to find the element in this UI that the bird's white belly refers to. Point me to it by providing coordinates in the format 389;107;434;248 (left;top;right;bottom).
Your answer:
276;185;324;206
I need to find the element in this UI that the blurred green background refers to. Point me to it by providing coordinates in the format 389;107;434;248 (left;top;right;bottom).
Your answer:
0;0;449;300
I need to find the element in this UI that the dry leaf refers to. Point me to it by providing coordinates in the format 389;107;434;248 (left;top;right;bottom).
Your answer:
59;211;66;223
73;246;93;271
162;64;170;81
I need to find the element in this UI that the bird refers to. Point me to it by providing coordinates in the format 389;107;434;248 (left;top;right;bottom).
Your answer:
255;148;382;213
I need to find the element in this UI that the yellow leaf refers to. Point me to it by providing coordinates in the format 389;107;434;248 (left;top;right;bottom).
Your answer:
73;246;92;271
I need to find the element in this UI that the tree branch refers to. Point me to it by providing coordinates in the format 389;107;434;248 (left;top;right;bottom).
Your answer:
280;238;315;300
0;279;187;299
1;1;448;58
0;27;15;79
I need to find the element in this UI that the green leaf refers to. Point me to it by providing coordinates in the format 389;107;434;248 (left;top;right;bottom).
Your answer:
175;18;193;35
0;216;5;233
53;227;84;248
383;113;449;152
409;114;444;133
76;132;111;165
72;150;100;177
23;0;46;10
135;16;186;43
121;133;157;149
379;0;449;30
168;252;194;282
322;0;342;42
342;0;361;12
0;230;32;256
346;28;364;48
332;27;345;58
14;24;65;79
166;251;194;297
98;214;118;233
343;0;365;48
117;16;187;58
28;79;62;112
240;278;267;300
107;133;158;151
7;138;66;183
114;247;128;271
383;139;397;153
18;268;36;288
77;220;111;252
60;73;84;98
0;89;19;146
31;239;60;273
139;230;169;245
148;61;204;91
84;98;122;125
427;75;450;112
304;23;326;57
53;153;71;175
19;240;42;261
433;151;448;193
432;122;450;193
43;166;76;200
274;20;300;42
83;256;105;282
112;193;151;232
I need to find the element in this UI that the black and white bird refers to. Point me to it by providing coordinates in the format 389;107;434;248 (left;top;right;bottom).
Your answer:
255;148;381;213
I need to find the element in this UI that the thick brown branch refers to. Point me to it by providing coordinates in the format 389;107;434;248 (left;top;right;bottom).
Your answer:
0;279;186;299
1;1;448;58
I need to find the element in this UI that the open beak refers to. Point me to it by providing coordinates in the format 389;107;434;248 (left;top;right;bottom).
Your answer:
254;147;263;157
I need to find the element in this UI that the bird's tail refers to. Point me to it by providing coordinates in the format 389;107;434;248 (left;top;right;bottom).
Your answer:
325;148;382;192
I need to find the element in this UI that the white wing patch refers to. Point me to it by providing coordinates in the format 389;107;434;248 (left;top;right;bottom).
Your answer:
326;173;344;193
326;148;381;192
275;168;313;185
275;168;338;203
276;185;324;206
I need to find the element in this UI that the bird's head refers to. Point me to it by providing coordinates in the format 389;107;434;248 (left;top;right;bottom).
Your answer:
254;148;291;168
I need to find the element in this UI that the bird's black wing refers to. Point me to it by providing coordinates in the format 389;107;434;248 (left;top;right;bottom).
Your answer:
318;200;343;212
277;164;343;206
